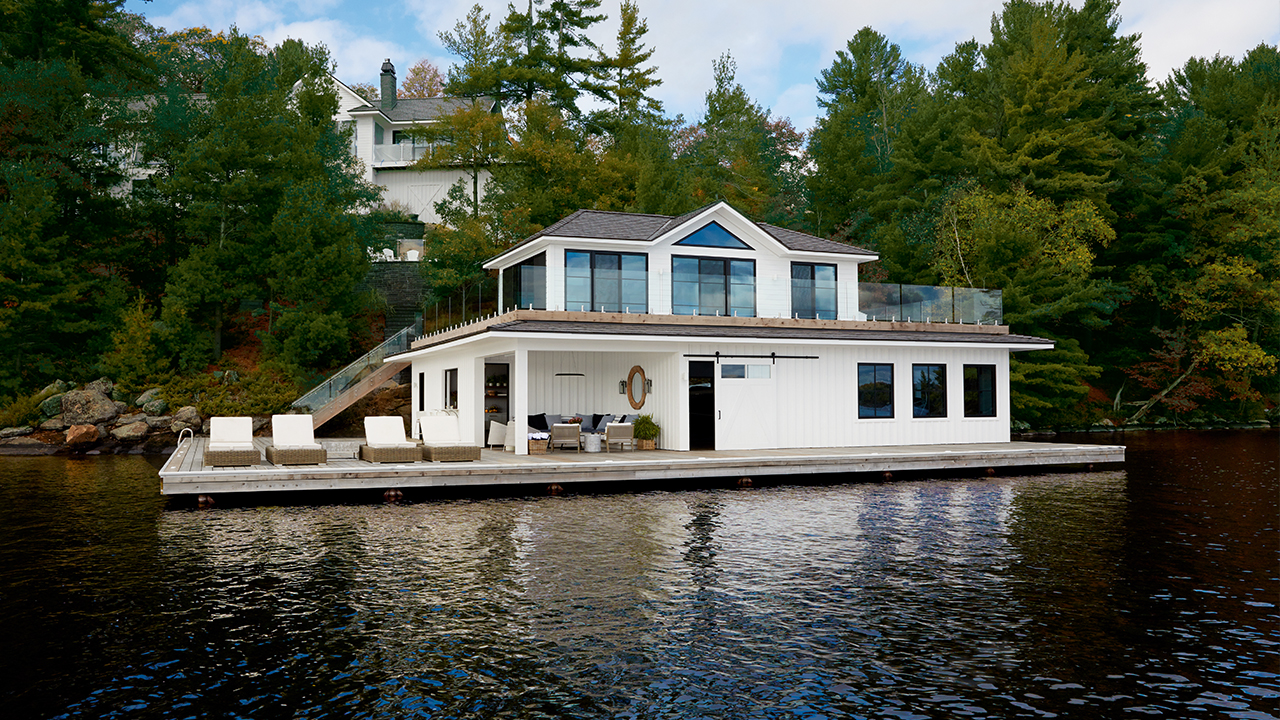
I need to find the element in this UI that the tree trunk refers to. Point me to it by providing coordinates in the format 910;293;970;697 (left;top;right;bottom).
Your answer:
213;303;223;360
1127;358;1199;423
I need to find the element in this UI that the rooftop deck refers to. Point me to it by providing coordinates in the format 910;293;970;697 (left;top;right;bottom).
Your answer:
159;437;1125;497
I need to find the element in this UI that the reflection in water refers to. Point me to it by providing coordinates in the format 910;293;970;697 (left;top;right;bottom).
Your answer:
0;431;1275;719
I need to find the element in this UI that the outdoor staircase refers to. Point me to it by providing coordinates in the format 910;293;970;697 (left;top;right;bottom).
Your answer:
292;320;421;428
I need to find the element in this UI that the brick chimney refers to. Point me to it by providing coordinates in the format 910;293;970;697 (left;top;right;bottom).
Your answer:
380;59;397;111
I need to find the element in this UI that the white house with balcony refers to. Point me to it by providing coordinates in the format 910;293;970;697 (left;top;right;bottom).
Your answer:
331;60;497;226
390;202;1053;454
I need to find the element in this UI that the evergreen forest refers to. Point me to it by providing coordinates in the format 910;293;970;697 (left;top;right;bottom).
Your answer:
0;0;1276;429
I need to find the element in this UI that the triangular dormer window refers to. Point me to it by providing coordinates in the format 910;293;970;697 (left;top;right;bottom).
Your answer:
673;221;751;249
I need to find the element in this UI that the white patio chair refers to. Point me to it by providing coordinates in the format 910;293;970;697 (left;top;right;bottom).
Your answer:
266;414;326;465
418;413;480;461
487;420;507;450
206;416;259;466
359;416;419;463
604;422;635;452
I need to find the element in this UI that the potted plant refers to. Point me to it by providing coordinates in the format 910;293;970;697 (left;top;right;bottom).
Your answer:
633;414;660;450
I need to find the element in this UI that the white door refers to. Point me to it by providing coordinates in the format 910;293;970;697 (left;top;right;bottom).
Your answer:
715;363;778;450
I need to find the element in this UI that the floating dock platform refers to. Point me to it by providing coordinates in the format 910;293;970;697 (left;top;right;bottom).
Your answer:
159;438;1124;497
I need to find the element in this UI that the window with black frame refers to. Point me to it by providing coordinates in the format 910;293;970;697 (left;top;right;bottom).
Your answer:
858;363;894;418
672;256;755;317
791;263;837;319
912;364;947;418
564;251;647;313
502;252;546;310
444;368;458;410
964;365;996;417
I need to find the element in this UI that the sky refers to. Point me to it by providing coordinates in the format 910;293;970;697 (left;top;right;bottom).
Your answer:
125;0;1279;131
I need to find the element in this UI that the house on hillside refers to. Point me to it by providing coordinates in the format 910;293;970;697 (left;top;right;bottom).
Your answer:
390;202;1052;454
330;59;498;228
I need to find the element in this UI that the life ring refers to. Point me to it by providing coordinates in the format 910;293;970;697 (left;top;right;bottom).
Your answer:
626;365;646;409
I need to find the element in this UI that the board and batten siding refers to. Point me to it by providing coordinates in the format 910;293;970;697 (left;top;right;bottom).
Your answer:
680;341;1009;450
408;335;1012;452
527;351;678;449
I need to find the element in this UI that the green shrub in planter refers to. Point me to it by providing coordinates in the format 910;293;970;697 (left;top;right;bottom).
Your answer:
634;414;660;440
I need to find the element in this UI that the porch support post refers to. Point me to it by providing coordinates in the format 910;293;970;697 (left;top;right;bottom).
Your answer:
513;344;529;455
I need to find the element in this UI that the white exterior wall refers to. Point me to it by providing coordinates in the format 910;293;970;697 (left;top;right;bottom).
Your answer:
374;168;489;226
406;334;1013;453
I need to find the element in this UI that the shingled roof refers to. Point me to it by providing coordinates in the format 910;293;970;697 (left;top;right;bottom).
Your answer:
488;203;875;265
347;96;495;123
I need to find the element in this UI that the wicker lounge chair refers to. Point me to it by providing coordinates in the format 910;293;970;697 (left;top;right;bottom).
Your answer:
205;416;260;466
359;416;420;463
604;422;635;452
265;414;327;465
550;423;582;452
419;413;481;462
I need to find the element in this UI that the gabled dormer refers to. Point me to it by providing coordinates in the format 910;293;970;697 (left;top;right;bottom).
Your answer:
484;202;878;321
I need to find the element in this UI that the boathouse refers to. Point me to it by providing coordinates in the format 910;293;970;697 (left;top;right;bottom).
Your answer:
393;202;1054;455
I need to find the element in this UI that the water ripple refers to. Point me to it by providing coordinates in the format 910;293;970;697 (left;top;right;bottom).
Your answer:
0;431;1275;719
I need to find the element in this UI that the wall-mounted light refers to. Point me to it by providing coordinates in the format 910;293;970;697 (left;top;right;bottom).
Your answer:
618;380;627;394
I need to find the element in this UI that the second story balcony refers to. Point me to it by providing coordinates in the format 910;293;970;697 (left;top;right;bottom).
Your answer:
371;142;429;165
499;262;1002;326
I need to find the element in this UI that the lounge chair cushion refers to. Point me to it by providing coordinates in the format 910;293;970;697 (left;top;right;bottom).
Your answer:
271;414;323;450
592;414;614;433
208;416;254;451
528;413;549;431
419;414;470;446
364;416;416;448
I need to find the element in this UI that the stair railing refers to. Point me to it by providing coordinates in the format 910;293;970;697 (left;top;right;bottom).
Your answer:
292;319;421;414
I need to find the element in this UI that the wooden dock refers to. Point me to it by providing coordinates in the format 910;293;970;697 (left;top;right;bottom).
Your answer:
159;437;1125;496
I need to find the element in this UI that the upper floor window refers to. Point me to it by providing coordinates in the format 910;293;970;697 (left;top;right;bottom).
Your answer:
674;222;752;249
912;364;947;418
565;251;647;313
791;263;837;320
964;365;996;417
503;252;546;310
672;256;755;317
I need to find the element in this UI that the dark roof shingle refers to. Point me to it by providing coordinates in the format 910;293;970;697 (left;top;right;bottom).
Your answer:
487;204;875;264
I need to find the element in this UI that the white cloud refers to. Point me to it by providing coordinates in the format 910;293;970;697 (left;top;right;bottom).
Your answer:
144;0;286;35
773;83;819;134
1116;0;1280;83
261;19;407;81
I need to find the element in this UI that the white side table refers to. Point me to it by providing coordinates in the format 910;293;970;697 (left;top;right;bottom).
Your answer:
583;433;602;453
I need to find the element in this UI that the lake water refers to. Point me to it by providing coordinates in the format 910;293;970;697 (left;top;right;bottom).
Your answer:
0;431;1275;719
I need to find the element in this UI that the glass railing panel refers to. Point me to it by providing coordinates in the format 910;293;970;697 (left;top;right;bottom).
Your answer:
900;284;953;323
292;321;420;412
952;287;1003;324
859;283;901;321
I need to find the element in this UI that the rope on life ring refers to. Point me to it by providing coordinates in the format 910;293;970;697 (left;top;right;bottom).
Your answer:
626;365;646;409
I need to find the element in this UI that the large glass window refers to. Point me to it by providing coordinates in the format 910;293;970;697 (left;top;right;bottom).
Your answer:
565;251;647;313
502;252;546;310
673;256;755;317
964;365;996;417
912;364;947;418
673;221;752;249
792;263;837;320
858;363;894;418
